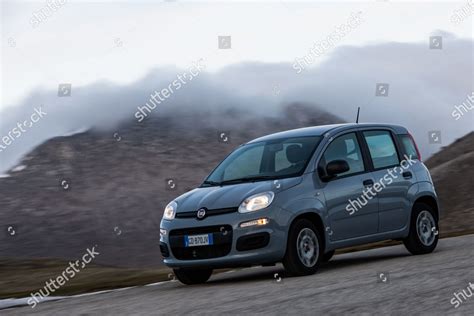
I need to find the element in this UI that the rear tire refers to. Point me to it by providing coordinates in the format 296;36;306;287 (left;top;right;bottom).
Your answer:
173;268;213;285
283;219;322;276
403;203;439;255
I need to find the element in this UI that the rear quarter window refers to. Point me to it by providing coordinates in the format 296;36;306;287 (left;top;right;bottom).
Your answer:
399;135;419;160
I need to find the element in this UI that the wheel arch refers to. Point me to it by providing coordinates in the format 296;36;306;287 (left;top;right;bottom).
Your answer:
288;212;327;253
412;194;439;221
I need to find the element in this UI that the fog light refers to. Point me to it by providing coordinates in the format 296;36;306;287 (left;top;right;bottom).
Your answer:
160;229;167;237
239;218;269;228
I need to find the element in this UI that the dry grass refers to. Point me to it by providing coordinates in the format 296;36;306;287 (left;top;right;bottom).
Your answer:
0;258;172;299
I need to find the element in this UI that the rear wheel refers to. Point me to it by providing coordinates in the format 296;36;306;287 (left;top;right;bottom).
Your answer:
403;203;439;255
283;219;322;276
173;268;213;285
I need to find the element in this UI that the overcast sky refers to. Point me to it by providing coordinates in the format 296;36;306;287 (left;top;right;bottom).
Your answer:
0;1;472;173
1;0;472;110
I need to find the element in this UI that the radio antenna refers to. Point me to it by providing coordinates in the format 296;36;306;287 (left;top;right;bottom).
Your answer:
356;107;361;124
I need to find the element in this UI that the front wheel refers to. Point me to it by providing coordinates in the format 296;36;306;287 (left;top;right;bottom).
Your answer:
283;219;323;276
173;268;213;285
403;203;439;255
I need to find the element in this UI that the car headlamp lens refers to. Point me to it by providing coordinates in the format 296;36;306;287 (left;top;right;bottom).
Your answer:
238;192;275;213
163;201;177;220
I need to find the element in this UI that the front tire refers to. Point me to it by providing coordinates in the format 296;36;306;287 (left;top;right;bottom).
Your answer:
173;268;213;285
403;203;439;255
283;219;323;276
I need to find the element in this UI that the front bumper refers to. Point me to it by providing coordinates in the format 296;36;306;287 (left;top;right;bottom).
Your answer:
159;206;289;268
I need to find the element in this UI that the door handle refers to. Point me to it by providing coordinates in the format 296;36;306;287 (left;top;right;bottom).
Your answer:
402;171;412;179
363;179;374;187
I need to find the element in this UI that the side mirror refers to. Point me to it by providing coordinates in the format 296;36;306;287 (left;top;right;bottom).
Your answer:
326;160;350;177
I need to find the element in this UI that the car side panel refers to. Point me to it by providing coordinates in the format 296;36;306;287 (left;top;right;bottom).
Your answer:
278;174;330;246
411;182;440;217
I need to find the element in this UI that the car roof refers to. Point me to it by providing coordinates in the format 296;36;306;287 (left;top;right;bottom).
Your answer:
247;123;408;143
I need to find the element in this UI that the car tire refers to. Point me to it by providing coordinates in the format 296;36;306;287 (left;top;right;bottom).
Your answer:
283;218;322;276
403;202;439;255
173;268;213;285
321;250;335;263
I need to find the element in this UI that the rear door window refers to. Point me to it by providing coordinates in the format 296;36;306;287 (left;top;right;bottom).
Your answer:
363;130;400;169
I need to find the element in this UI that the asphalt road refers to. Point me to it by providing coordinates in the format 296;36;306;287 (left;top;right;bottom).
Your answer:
4;235;474;315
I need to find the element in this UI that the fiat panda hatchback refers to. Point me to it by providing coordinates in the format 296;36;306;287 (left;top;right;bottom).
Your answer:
160;123;439;285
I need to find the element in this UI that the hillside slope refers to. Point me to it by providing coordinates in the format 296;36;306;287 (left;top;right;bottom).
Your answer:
425;132;474;234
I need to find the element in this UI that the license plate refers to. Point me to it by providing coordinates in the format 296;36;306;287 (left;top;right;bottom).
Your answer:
184;233;213;247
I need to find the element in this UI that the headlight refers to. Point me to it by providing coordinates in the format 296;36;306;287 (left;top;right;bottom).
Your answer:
163;201;177;220
238;191;275;213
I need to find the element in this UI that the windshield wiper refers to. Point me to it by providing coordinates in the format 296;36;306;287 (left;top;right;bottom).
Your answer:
201;180;222;186
219;176;276;185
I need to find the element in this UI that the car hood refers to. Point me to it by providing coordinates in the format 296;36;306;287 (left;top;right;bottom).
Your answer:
174;177;302;212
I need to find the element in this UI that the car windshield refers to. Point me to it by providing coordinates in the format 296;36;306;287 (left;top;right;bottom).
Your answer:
203;136;322;186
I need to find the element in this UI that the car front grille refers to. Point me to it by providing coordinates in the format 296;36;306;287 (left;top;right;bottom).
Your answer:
175;207;238;219
169;225;233;260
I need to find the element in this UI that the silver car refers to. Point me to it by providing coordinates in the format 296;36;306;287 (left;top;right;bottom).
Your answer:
160;123;440;284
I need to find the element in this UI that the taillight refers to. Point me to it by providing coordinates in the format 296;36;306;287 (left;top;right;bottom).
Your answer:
409;132;422;161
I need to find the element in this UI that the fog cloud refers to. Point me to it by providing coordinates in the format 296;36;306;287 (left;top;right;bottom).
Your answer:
0;32;472;172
